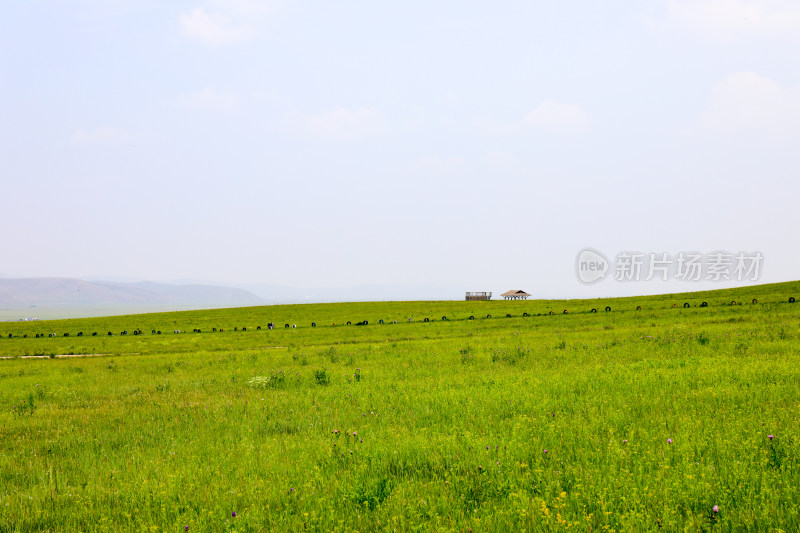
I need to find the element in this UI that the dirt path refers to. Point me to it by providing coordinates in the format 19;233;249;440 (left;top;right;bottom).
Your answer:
0;353;140;360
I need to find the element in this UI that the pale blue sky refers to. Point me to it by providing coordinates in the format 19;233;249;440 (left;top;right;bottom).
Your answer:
2;1;798;299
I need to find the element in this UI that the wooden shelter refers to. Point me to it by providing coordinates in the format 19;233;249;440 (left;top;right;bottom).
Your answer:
501;290;531;300
465;291;492;301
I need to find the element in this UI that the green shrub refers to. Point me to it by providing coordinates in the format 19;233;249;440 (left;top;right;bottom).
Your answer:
248;371;286;389
314;368;330;386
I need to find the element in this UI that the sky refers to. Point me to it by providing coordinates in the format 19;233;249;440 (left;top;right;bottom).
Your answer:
1;0;798;300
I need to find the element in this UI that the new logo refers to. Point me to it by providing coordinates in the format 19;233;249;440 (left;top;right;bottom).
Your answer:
576;248;609;284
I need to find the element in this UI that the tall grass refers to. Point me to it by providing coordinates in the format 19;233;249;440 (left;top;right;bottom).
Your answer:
0;281;798;530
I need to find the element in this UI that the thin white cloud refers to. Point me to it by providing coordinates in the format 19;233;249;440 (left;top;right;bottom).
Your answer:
470;116;516;137
696;72;800;137
211;0;283;16
71;127;139;145
179;8;252;45
524;100;590;134
482;150;531;176
177;87;238;112
301;107;386;141
669;0;800;41
409;155;468;176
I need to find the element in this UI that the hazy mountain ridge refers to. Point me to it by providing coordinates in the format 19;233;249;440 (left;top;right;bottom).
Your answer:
0;278;264;308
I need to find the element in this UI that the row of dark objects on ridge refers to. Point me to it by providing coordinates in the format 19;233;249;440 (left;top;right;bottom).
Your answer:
4;297;796;339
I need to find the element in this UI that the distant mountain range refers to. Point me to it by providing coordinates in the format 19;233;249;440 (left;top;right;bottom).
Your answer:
82;278;467;304
228;282;465;304
0;278;470;321
0;278;264;309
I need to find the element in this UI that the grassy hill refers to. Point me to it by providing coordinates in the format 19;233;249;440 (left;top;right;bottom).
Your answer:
1;281;799;530
2;280;798;353
0;278;264;320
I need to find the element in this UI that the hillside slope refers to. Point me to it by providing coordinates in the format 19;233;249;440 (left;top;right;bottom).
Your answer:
0;278;264;308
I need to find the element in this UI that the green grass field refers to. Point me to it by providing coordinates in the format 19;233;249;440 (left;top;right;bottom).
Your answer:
1;282;799;531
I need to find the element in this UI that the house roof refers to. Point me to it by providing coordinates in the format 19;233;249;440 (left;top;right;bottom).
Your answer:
500;289;531;297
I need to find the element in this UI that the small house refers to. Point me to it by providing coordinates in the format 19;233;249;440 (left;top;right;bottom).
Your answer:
500;290;531;300
465;291;492;301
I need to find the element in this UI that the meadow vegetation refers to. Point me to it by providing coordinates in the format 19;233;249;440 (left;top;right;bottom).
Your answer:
1;281;799;531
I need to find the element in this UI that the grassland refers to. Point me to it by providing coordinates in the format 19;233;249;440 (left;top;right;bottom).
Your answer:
1;281;799;531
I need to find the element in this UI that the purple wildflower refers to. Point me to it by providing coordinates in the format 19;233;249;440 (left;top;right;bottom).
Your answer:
232;512;236;518
768;435;774;440
667;438;672;444
712;505;719;513
543;449;548;454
